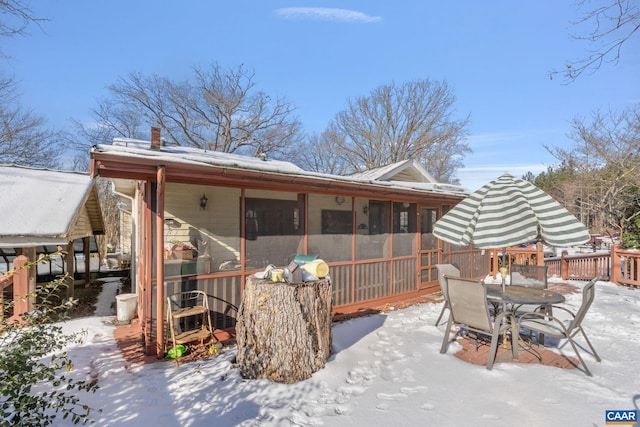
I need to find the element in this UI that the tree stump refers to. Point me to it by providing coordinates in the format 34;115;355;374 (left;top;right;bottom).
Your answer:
235;276;332;383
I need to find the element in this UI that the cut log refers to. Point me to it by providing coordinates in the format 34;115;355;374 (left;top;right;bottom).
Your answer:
236;276;332;383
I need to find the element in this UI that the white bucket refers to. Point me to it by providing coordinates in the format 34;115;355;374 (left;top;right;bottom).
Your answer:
115;293;137;322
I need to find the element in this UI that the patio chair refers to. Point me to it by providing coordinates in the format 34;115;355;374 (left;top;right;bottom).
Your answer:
508;264;549;314
517;277;601;376
440;275;518;370
509;264;548;289
434;264;460;326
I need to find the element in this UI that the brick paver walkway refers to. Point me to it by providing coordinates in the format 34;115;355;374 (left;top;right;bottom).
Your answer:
114;281;583;372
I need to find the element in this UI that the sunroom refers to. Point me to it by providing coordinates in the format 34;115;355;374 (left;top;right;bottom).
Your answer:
91;129;475;356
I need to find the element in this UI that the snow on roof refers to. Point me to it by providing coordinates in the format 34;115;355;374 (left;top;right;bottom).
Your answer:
98;138;468;196
349;159;436;183
0;164;100;247
109;137;306;175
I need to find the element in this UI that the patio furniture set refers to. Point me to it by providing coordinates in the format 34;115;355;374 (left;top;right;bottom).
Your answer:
436;263;601;376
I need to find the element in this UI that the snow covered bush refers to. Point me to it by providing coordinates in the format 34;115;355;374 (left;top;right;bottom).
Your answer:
0;255;99;426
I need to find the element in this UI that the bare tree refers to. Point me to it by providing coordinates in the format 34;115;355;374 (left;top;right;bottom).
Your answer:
0;1;59;168
0;78;61;168
544;105;640;233
69;97;149;171
87;63;304;158
292;126;352;175
555;0;640;82
320;79;470;183
0;0;45;39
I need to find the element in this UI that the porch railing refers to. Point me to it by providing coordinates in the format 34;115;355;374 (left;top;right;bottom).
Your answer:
545;252;611;281
611;245;640;288
488;244;638;289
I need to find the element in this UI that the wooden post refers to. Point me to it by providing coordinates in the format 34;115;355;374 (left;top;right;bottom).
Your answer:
22;247;37;309
535;242;545;266
83;236;91;285
155;165;166;357
611;244;620;286
65;241;75;298
12;255;30;318
491;249;499;279
236;276;332;383
560;250;569;280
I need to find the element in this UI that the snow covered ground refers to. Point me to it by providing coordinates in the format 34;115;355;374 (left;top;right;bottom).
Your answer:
51;276;640;426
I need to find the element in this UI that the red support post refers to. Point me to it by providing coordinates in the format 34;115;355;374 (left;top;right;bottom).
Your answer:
560;250;569;280
12;255;30;319
611;244;620;286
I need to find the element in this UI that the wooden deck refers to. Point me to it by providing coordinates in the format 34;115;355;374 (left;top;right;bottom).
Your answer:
113;282;581;371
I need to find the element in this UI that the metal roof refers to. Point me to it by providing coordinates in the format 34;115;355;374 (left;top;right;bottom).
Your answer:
92;138;468;198
0;164;105;247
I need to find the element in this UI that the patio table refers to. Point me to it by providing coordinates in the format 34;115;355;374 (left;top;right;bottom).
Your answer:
486;284;565;307
486;284;565;346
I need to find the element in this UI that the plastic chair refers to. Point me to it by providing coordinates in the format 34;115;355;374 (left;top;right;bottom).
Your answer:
440;275;518;370
434;264;460;326
517;277;601;376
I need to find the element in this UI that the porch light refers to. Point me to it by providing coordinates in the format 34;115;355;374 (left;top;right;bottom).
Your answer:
200;194;208;210
363;205;368;215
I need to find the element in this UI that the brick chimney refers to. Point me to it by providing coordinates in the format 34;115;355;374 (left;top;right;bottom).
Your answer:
151;127;161;150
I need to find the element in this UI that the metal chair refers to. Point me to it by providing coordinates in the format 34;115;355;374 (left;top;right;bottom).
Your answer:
508;264;549;314
440;275;518;370
434;264;460;326
509;264;548;289
517;277;601;376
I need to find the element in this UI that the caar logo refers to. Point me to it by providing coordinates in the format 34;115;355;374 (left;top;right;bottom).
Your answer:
606;410;638;425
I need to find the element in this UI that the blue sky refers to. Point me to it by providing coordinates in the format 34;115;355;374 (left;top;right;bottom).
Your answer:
4;1;639;191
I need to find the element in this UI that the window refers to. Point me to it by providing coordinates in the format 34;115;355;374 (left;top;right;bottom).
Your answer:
393;202;417;257
244;197;304;269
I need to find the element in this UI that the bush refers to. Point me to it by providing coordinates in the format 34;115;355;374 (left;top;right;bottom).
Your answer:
1;255;99;425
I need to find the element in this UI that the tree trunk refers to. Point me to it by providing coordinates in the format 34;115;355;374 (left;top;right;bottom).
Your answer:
236;276;332;383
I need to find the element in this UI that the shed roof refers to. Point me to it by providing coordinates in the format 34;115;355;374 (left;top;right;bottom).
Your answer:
0;165;105;248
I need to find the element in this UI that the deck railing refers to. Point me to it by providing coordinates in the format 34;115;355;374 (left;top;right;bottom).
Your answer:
611;245;640;288
491;244;638;289
545;252;611;281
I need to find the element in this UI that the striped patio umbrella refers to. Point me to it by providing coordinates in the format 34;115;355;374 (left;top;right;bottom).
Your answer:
433;173;590;249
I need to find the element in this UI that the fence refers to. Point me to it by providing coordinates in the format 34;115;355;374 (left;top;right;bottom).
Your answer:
611;245;640;288
486;244;640;289
488;243;545;280
545;252;611;281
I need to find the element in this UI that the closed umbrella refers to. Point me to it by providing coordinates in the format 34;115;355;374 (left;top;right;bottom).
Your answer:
433;173;589;288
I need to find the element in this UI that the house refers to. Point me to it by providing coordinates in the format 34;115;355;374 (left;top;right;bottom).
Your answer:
90;128;476;356
0;165;105;316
